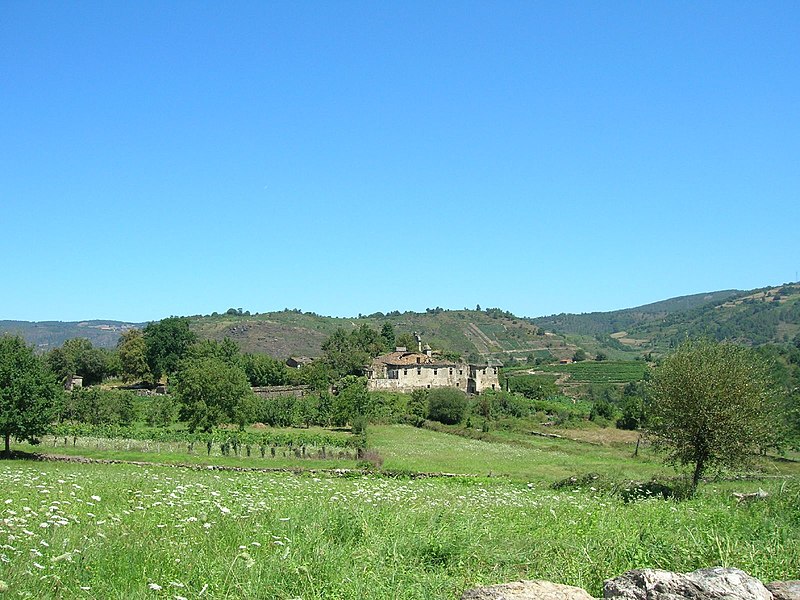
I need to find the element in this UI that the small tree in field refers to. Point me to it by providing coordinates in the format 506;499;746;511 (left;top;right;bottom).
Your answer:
647;340;781;492
0;336;60;455
427;388;468;425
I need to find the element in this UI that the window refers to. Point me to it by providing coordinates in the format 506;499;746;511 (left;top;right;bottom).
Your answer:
459;370;463;375
417;368;421;375
433;369;438;376
449;368;453;375
416;357;421;364
403;369;408;376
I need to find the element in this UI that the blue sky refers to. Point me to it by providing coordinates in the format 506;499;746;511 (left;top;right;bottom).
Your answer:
2;1;798;323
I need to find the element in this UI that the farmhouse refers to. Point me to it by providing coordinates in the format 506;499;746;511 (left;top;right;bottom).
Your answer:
365;345;500;394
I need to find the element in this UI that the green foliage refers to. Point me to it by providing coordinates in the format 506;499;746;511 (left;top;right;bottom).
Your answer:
116;329;151;383
332;376;369;426
380;322;395;351
187;337;241;366
242;353;289;386
172;356;253;432
0;335;61;453
572;348;587;362
47;338;110;385
647;340;783;490
538;360;648;384
426;388;467;425
58;387;136;426
143;317;197;381
144;394;179;428
505;374;559;400
395;333;417;352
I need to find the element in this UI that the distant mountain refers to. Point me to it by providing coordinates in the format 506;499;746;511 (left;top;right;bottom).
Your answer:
531;283;800;353
0;320;142;351
530;290;741;338
3;282;798;360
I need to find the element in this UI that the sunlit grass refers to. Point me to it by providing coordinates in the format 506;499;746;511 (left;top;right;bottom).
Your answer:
0;460;797;599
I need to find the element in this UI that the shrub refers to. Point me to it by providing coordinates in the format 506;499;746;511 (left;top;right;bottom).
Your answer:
427;388;468;425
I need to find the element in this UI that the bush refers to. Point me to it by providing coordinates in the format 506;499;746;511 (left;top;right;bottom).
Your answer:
427;388;468;425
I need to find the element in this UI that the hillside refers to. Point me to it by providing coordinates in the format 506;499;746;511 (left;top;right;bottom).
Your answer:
532;283;800;355
0;320;141;351
3;282;798;360
188;309;579;363
530;289;741;337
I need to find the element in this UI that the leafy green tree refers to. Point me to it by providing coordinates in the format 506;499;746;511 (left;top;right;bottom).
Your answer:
0;336;60;454
242;353;289;386
380;322;396;351
60;387;136;425
143;317;197;382
331;376;370;426
427;388;468;425
117;329;151;383
647;340;782;492
173;357;253;432
408;389;429;419
395;333;417;352
572;349;587;362
47;338;109;385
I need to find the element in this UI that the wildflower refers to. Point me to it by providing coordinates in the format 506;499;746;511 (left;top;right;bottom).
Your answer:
91;496;101;502
148;582;162;590
0;580;8;592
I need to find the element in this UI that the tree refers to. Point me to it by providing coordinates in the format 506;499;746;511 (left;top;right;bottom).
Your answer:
647;340;782;492
242;353;289;386
427;388;468;425
380;322;396;351
47;338;109;385
117;329;151;383
143;317;197;382
173;356;253;432
0;336;60;454
395;333;417;352
572;349;587;362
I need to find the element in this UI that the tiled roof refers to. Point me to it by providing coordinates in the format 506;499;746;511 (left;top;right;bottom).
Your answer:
371;351;459;368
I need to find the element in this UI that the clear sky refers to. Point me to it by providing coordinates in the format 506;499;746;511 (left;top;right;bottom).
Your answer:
2;1;798;323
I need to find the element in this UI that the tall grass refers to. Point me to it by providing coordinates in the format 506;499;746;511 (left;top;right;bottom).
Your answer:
0;461;797;599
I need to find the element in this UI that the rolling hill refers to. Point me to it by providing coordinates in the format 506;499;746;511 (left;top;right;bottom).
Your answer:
2;281;798;360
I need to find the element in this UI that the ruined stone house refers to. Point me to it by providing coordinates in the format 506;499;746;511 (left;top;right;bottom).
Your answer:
365;343;500;394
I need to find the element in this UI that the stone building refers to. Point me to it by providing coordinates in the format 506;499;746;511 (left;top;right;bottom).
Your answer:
365;345;500;394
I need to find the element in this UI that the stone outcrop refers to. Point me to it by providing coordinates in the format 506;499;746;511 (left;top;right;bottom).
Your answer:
766;581;800;600
461;580;594;600
604;567;772;599
461;568;797;600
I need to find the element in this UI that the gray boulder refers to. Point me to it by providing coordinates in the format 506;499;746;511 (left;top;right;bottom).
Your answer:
767;581;800;600
461;580;596;600
603;567;772;600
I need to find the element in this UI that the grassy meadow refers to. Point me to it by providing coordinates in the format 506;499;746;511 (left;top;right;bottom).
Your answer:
1;460;799;600
2;422;799;599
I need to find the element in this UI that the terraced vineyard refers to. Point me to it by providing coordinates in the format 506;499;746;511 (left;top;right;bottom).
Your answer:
537;360;650;384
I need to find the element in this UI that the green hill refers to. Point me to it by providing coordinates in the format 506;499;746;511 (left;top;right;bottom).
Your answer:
188;309;578;363
3;281;798;360
0;320;141;351
532;283;800;356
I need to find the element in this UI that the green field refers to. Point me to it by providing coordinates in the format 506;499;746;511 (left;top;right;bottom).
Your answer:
1;459;799;599
538;360;649;384
2;423;799;599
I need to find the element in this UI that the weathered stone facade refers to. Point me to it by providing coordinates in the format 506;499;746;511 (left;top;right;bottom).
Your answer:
365;349;500;394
